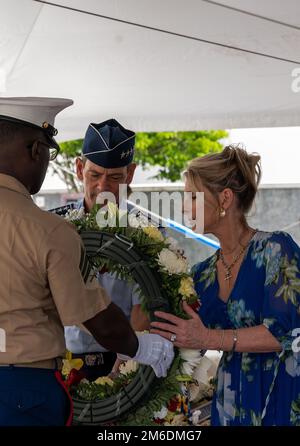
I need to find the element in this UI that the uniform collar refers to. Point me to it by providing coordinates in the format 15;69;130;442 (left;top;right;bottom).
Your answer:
75;198;85;210
0;174;32;199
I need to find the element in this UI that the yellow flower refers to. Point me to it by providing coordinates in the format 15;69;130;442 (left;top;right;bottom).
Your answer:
94;376;114;387
107;201;118;215
164;413;189;426
143;226;164;242
62;358;84;377
179;277;196;298
165;410;177;423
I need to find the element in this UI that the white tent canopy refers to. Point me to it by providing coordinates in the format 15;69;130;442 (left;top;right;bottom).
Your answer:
1;0;300;141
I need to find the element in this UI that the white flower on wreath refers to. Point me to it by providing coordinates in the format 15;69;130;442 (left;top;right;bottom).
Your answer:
190;410;202;425
128;212;149;228
143;226;164;242
193;356;217;386
179;351;219;403
153;406;168;420
179;277;197;298
180;348;203;376
165;237;180;253
157;248;188;275
119;360;139;376
64;207;85;222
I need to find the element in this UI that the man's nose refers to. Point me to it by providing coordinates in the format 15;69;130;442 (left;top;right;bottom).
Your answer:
96;176;109;191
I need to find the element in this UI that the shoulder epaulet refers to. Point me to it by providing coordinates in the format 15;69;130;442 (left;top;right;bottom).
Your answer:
48;203;76;216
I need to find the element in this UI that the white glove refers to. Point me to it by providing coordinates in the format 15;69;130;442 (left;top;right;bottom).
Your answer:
118;334;174;378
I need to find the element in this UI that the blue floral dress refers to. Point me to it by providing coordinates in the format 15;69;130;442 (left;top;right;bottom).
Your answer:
193;231;300;426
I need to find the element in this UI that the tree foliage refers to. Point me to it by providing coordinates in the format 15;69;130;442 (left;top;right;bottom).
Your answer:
54;130;228;191
52;139;83;192
135;130;228;182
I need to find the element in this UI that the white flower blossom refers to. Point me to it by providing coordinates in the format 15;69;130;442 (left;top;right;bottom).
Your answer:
128;212;149;228
157;248;188;275
181;361;195;376
188;382;204;403
180;348;203;362
64;207;85;222
79;378;89;385
119;360;139;376
180;348;204;376
193;356;217;386
153;406;168;420
191;409;202;425
165;237;180;253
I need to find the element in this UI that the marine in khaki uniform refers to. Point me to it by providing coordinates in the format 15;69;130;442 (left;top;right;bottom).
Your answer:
0;97;174;426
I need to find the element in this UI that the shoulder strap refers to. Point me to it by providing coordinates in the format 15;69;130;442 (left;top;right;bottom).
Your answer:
48;203;76;216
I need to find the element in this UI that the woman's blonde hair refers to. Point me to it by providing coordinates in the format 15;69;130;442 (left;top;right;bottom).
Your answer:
185;145;261;214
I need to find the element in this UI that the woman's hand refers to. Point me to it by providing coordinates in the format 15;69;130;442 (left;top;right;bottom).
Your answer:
150;301;209;349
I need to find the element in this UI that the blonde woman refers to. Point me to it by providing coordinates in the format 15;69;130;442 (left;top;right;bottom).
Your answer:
151;146;300;426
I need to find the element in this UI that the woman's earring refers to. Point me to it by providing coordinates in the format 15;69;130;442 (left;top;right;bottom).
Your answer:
220;207;226;218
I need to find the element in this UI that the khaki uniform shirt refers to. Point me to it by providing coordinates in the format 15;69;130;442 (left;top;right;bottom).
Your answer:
0;174;111;364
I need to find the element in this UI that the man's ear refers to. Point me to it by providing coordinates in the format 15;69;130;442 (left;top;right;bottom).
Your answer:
126;163;136;184
29;140;42;161
76;157;84;181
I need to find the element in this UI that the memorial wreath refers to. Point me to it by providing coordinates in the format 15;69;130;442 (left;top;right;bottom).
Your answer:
61;203;214;426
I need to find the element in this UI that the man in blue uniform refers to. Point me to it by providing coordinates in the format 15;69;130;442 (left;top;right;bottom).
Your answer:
64;119;150;379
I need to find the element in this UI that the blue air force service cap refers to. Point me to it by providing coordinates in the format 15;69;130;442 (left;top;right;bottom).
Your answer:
82;119;135;168
0;97;73;149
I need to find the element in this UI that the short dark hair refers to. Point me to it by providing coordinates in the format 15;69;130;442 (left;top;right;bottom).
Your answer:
0;120;44;148
0;120;31;144
80;156;132;170
81;155;88;165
